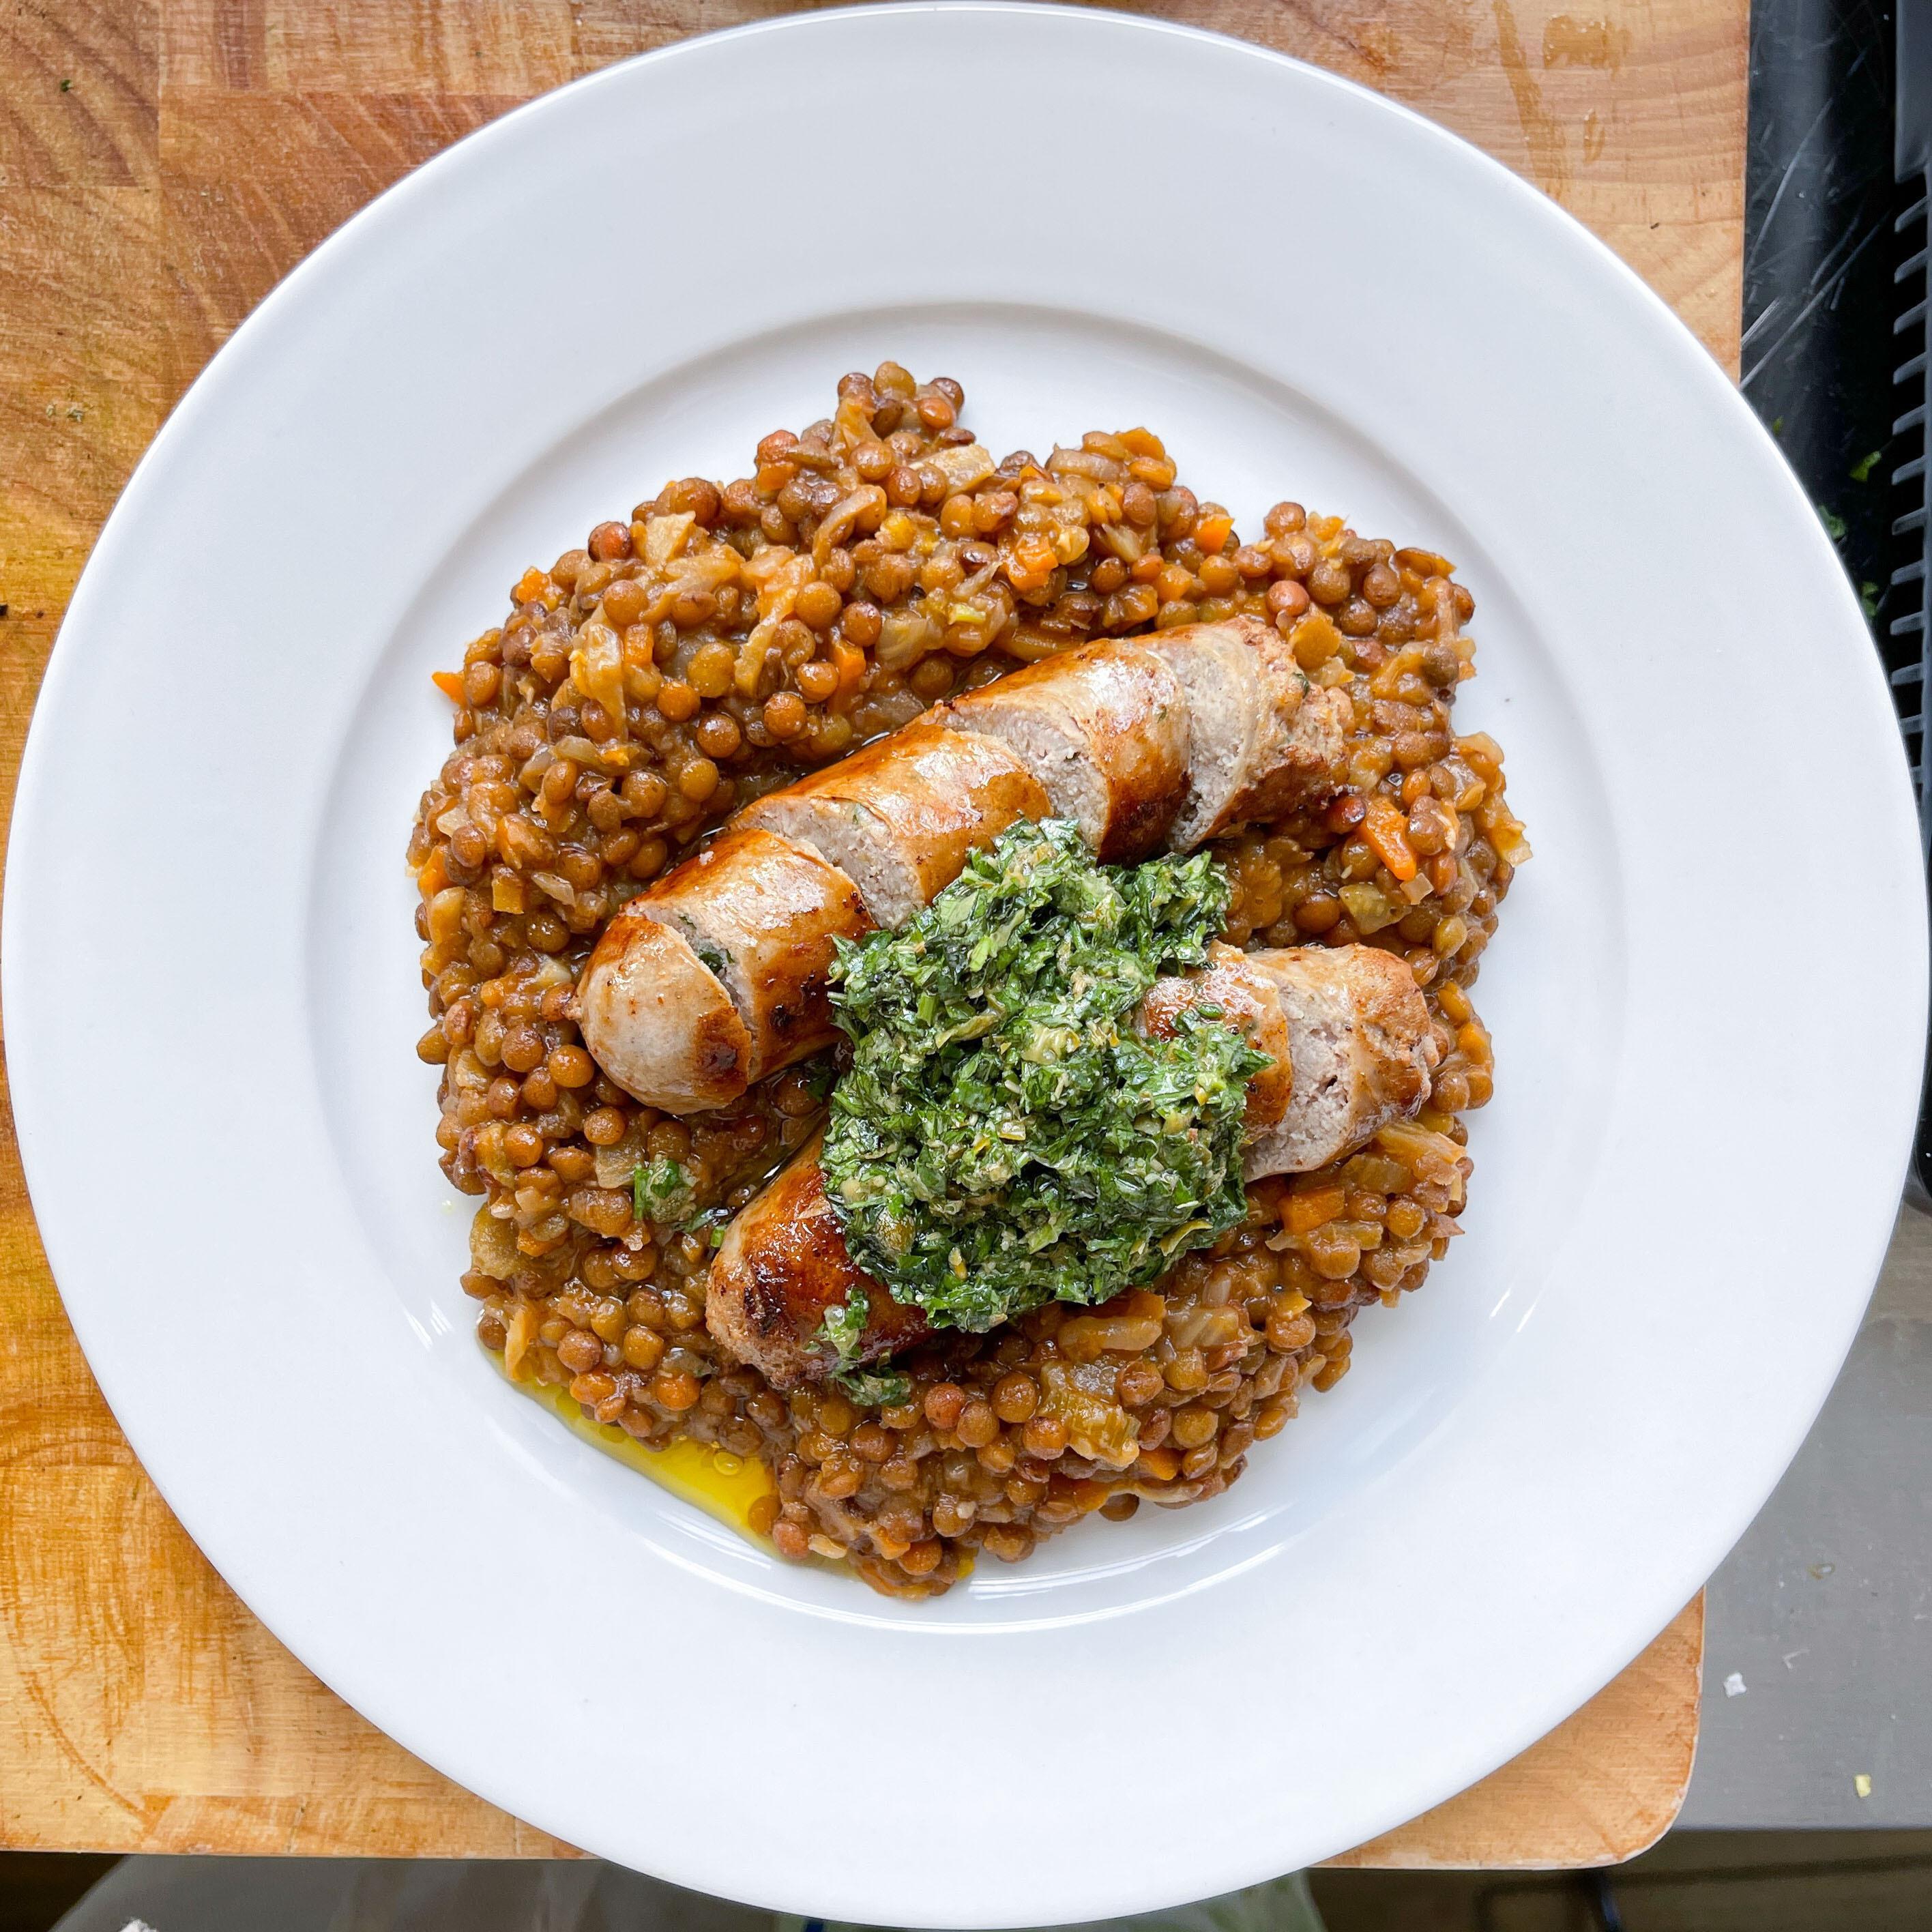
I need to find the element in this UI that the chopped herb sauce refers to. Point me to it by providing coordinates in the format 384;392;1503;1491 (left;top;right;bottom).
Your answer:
819;819;1268;1352
633;1156;690;1225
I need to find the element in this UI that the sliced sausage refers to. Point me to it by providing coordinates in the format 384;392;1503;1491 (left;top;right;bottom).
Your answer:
576;907;753;1113
704;1131;932;1389
581;629;1354;1116
1242;946;1439;1178
577;828;870;1111
705;943;1436;1388
1145;616;1350;849
739;722;1049;928
1134;942;1295;1136
934;638;1190;860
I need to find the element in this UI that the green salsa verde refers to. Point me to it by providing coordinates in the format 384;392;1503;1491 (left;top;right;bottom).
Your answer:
819;819;1270;1381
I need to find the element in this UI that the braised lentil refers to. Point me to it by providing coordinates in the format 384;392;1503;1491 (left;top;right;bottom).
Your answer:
410;364;1529;1598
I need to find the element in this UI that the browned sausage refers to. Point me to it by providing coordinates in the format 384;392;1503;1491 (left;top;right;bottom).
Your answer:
1145;616;1350;847
580;628;1347;1113
1135;943;1295;1136
1242;945;1439;1177
575;905;754;1113
933;639;1190;860
739;722;1049;928
703;1132;933;1388
577;829;869;1111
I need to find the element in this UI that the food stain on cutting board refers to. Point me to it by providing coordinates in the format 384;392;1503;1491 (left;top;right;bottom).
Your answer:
1490;4;1628;192
1492;0;1571;196
1542;14;1633;68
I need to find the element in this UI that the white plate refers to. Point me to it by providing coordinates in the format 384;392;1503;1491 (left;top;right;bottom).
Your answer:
5;5;1922;1922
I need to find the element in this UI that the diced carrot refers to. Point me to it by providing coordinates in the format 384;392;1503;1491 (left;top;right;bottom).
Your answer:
1120;427;1166;458
1006;535;1057;589
512;567;550;606
1195;512;1235;555
832;640;866;701
1457;1021;1492;1068
430;669;465;703
1284;1182;1347;1234
415;846;451;901
1362;795;1419;882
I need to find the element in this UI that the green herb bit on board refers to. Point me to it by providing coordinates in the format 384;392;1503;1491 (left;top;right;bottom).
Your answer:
817;819;1268;1357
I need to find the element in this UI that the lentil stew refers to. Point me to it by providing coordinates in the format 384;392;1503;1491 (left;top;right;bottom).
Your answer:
407;364;1530;1598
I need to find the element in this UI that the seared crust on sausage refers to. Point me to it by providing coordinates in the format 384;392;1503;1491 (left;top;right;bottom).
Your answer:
1146;617;1349;848
576;829;870;1111
1243;946;1438;1177
577;904;753;1113
935;639;1189;860
704;1132;931;1390
740;722;1049;929
1135;942;1294;1135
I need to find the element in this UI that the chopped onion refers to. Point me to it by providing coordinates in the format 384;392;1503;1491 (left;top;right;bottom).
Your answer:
642;512;694;566
927;442;995;493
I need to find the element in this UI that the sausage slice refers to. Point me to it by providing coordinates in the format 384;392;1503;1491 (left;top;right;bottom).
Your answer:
1242;946;1439;1177
576;906;753;1113
935;639;1190;860
704;1131;932;1388
1135;942;1294;1136
1145;617;1350;848
739;722;1049;929
577;829;870;1111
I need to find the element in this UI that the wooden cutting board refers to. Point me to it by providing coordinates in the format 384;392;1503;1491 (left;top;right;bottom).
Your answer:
0;0;1735;1870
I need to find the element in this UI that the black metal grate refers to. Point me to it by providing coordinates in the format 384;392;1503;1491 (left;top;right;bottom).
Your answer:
1897;174;1932;858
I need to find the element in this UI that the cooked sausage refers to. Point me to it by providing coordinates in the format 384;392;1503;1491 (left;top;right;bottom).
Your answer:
1145;616;1350;849
739;722;1049;928
578;829;870;1110
704;1131;932;1389
576;907;753;1113
581;626;1351;1113
1241;946;1439;1177
1134;942;1296;1136
933;639;1190;860
705;943;1435;1388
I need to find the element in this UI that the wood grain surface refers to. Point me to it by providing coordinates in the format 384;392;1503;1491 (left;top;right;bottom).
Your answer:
0;0;1740;1869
